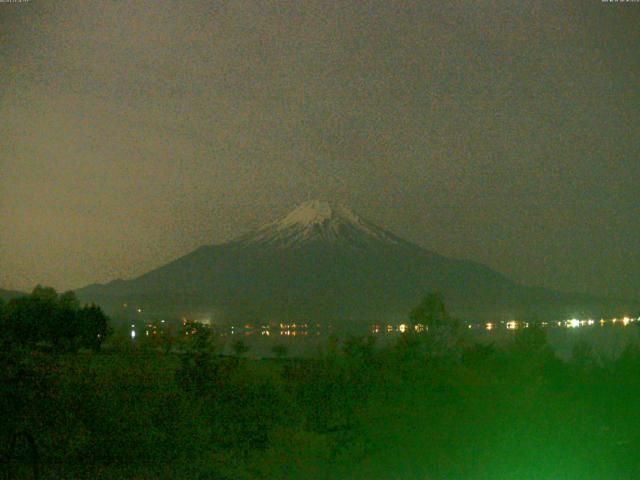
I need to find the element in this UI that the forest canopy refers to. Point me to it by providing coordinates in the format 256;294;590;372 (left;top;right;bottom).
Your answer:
0;286;110;352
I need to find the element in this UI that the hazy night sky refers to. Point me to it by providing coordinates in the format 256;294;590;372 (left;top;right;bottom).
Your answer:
1;1;638;299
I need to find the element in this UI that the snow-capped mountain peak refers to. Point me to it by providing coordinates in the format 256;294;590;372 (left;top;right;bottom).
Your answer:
235;200;399;248
278;200;359;228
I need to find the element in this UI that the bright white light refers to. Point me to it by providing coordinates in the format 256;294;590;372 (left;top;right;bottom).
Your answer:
568;319;580;328
131;330;136;339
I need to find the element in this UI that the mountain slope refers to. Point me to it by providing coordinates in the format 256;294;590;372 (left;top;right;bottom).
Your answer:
0;288;26;302
77;201;627;323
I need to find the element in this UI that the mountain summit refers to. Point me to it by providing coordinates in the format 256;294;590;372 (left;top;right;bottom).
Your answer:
236;200;399;248
276;200;356;226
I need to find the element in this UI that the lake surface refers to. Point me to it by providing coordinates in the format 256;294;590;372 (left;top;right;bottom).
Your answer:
211;321;640;360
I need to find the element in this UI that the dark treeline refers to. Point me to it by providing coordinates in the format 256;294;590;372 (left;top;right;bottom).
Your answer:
0;286;110;353
2;292;640;479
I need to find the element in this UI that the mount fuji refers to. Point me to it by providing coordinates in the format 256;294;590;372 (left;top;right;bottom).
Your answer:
77;200;621;325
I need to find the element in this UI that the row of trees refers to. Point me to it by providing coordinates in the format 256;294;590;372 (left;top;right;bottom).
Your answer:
0;286;111;352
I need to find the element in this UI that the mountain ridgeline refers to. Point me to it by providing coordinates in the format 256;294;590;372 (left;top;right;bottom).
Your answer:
77;201;627;325
0;288;26;302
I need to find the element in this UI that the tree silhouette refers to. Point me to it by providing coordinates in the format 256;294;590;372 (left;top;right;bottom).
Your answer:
77;304;110;351
1;286;111;352
408;293;462;360
409;293;451;329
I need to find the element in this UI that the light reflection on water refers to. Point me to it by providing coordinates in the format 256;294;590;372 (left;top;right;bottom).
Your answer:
135;315;640;360
205;318;640;360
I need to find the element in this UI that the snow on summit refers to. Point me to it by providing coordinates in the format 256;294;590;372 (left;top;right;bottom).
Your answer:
235;200;400;248
278;200;359;227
